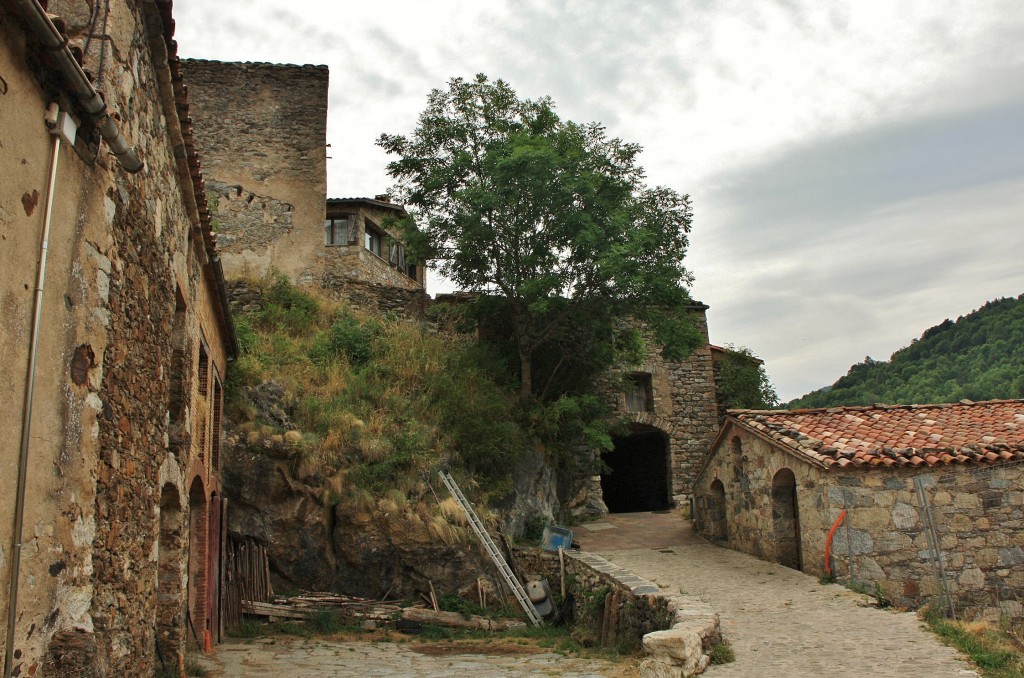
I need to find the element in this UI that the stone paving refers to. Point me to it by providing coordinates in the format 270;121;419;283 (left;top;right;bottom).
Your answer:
576;511;981;678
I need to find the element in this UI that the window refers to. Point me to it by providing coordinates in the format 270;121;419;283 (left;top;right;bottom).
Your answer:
625;372;653;412
197;342;209;398
325;215;353;246
212;377;223;471
364;219;383;257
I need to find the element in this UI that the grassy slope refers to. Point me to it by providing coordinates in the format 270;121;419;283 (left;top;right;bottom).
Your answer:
226;274;531;538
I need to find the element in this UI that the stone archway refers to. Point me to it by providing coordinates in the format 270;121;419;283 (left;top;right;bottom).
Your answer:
600;424;671;513
187;476;208;643
706;478;728;542
156;484;185;659
771;468;801;570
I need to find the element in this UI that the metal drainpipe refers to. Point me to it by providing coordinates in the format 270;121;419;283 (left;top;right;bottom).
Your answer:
10;0;144;173
3;109;65;678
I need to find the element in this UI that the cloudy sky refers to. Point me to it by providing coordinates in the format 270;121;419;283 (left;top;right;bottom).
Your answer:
174;0;1024;402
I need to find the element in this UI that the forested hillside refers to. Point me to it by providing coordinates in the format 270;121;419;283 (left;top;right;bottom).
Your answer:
787;294;1024;408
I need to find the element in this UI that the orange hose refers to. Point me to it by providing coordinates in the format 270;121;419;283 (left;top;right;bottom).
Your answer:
824;510;848;576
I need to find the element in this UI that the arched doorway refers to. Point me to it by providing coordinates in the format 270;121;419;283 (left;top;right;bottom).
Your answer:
187;477;208;643
157;484;185;658
771;468;801;570
706;479;727;543
600;425;671;513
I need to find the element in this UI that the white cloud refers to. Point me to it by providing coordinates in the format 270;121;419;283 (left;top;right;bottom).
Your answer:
173;0;1024;402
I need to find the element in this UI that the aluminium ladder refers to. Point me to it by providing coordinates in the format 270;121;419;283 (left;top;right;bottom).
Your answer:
438;470;544;626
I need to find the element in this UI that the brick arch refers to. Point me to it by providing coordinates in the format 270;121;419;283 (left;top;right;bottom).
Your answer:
187;476;209;642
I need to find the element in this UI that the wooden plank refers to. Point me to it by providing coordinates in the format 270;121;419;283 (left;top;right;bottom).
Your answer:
243;600;316;620
400;607;526;631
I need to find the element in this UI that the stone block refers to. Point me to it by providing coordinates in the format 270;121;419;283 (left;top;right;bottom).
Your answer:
642;627;708;677
958;568;985;590
891;502;918;530
998;547;1024;567
953;493;981;510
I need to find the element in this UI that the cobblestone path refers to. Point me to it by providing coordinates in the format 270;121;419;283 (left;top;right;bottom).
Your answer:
578;511;980;678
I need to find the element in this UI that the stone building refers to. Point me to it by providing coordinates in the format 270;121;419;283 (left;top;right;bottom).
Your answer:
182;59;329;282
1;1;234;674
693;400;1024;621
184;61;429;317
321;196;428;317
593;305;721;513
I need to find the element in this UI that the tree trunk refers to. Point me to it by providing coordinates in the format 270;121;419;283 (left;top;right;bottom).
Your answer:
519;343;533;403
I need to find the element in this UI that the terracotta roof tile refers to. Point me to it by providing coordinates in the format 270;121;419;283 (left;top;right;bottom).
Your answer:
729;400;1024;470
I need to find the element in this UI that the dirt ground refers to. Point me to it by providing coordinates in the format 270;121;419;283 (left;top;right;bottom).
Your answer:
197;633;642;677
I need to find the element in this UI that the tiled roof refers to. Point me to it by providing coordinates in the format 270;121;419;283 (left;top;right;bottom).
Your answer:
729;400;1024;469
328;197;407;213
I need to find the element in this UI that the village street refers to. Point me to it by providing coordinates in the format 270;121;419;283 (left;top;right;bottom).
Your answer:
578;512;980;678
199;512;981;677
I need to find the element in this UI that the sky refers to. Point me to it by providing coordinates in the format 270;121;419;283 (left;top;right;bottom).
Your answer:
173;0;1024;402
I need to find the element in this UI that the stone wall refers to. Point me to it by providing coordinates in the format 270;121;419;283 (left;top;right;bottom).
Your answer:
183;59;328;280
693;423;1024;621
516;548;720;676
821;464;1024;621
593;306;720;505
1;2;232;674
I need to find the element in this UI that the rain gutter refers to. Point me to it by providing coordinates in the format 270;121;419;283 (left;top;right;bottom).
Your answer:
10;0;144;173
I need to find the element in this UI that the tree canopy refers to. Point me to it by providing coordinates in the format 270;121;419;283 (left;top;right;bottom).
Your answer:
787;294;1024;408
378;74;698;401
716;345;779;410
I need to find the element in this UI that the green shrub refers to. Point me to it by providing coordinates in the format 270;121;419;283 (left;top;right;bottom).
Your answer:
438;593;484;618
709;639;735;664
309;608;347;634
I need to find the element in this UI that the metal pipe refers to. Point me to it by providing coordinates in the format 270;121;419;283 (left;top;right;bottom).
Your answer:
4;127;62;678
10;0;144;173
823;509;847;577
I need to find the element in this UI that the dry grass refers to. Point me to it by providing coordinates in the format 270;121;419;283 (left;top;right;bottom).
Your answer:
925;611;1024;678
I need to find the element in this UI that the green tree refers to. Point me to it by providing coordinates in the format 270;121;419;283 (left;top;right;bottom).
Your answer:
717;345;779;410
378;74;698;402
787;294;1024;407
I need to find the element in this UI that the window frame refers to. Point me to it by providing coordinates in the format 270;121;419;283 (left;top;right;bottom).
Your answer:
325;214;353;246
364;218;384;258
625;372;654;413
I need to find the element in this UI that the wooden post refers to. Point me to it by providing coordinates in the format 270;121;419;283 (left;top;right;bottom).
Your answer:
558;547;566;598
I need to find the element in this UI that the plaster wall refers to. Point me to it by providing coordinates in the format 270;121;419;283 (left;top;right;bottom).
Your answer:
0;2;231;673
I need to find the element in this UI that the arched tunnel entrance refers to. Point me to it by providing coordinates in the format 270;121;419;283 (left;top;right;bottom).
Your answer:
600;425;671;513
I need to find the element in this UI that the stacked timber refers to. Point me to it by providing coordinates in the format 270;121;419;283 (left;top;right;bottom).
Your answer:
243;592;402;622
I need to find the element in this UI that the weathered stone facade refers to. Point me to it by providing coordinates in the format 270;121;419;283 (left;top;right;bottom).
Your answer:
1;2;233;674
593;306;720;511
184;65;430;317
319;198;428;318
182;59;329;280
694;409;1024;622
